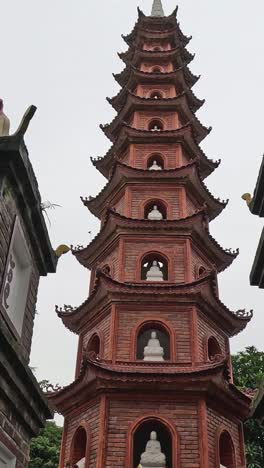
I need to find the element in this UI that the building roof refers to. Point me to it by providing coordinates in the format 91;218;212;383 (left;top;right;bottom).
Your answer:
55;269;252;336
0;106;57;275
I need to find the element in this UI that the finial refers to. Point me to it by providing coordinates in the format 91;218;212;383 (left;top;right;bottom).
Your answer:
151;0;164;17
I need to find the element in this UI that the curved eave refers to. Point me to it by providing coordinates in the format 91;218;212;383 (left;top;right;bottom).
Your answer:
119;45;194;68
109;86;203;115
101;93;209;144
56;270;252;337
91;125;219;180
113;64;199;93
73;208;237;273
123;26;191;49
83;160;226;221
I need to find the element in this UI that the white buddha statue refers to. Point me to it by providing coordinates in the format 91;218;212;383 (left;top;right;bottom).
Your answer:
151;125;161;132
74;458;85;468
148;205;163;221
148;160;162;171
140;431;166;468
0;99;10;137
146;261;164;281
144;331;164;362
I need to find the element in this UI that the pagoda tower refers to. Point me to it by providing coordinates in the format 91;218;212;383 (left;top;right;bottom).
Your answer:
49;2;254;467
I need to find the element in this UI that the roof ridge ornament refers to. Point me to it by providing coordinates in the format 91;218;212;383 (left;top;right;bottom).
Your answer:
151;0;165;17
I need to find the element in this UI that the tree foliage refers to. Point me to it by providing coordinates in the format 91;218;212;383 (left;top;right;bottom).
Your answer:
232;346;264;468
29;421;62;468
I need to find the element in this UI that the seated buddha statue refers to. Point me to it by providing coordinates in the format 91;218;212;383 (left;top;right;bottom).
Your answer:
147;205;163;220
148;160;162;171
146;261;164;281
140;431;166;467
144;331;164;362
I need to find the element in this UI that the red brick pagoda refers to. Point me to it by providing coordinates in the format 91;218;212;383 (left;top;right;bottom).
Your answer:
49;2;253;467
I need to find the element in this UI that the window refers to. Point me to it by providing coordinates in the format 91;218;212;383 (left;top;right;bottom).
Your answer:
219;431;236;468
153;46;162;51
0;218;32;336
71;427;87;466
136;324;170;361
198;266;206;277
208;336;222;361
0;441;16;468
148;119;164;132
141;253;168;281
87;334;100;357
144;200;167;220
133;419;172;468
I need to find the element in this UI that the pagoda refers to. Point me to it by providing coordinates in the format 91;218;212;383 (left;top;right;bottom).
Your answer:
49;2;254;467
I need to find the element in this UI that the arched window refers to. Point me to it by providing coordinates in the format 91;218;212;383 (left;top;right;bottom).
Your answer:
148;119;164;132
149;90;163;100
71;427;87;466
133;419;172;468
136;323;170;361
153;46;162;51
198;266;206;277
208;336;222;361
144;200;167;220
141;253;168;281
147;154;164;170
219;431;236;468
151;66;163;73
87;334;100;357
102;264;111;275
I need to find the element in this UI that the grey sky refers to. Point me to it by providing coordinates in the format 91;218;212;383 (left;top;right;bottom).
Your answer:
2;0;264;410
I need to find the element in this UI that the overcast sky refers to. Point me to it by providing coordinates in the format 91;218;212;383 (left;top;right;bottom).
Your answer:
2;0;264;420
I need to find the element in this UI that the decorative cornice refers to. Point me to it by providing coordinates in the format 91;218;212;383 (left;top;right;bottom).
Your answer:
83;160;226;221
56;270;252;337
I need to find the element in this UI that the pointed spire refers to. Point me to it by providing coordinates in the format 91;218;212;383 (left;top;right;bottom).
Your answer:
151;0;164;17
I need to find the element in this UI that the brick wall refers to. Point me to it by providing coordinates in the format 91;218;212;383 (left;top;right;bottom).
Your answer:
83;313;112;360
129;186;181;219
134;111;179;131
0;397;31;468
116;306;192;362
207;406;245;467
106;397;199;467
136;84;176;98
64;399;100;468
123;239;186;283
197;310;228;362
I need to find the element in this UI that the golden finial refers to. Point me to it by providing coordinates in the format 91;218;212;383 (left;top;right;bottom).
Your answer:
55;245;70;258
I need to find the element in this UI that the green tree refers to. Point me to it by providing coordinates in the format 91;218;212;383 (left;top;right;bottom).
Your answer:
29;421;62;468
232;346;264;468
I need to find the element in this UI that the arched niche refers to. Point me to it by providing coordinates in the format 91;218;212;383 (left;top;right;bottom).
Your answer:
198;266;206;277
132;418;174;468
151;65;164;73
136;322;171;361
70;426;88;466
152;46;163;51
149;90;164;99
87;333;101;357
208;336;222;361
147;153;165;170
141;252;169;281
144;200;167;220
219;430;236;468
148;119;164;132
